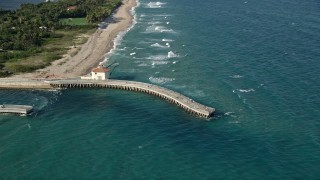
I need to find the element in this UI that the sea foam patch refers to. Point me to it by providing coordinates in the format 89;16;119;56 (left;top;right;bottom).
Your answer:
151;61;169;65
101;0;139;64
147;54;168;61
149;77;175;84
162;38;174;42
145;25;174;33
147;21;163;25
146;51;179;61
234;89;255;93
147;2;167;8
151;43;168;48
168;51;179;58
230;75;243;79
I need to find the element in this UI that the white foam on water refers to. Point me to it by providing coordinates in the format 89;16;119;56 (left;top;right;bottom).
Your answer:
148;21;163;25
151;43;168;48
226;112;238;118
130;52;136;56
132;47;145;50
101;0;139;64
166;43;170;47
147;54;168;61
168;51;179;58
162;38;174;42
149;77;175;84
160;29;174;33
138;63;149;67
146;51;179;61
225;112;235;116
102;30;124;63
151;61;169;65
230;75;243;79
153;14;173;17
147;2;167;8
117;47;127;51
173;61;178;64
237;88;255;93
145;25;175;33
133;57;144;60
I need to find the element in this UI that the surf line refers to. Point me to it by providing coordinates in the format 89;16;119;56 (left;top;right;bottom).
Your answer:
0;78;215;119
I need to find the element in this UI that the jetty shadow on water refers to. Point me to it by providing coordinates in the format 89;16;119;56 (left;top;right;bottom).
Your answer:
110;75;136;81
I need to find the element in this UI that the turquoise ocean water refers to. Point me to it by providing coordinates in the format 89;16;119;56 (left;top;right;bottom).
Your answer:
1;0;320;179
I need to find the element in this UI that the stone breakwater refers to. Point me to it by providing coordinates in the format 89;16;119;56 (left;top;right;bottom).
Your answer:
0;78;215;119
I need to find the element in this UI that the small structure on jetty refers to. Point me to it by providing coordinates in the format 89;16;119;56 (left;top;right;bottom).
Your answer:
81;63;110;80
0;104;33;116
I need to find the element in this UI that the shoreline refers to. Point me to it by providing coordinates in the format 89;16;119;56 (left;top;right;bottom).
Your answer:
11;0;137;79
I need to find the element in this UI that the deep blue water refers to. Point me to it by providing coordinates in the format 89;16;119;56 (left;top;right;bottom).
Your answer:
0;0;44;10
1;0;320;179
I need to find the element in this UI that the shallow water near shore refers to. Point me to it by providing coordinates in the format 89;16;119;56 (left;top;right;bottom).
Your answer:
1;0;320;179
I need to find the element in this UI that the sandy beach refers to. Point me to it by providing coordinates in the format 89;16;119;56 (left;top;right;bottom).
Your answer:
12;0;137;79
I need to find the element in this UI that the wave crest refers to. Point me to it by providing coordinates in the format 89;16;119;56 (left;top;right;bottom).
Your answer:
147;2;167;8
149;77;175;84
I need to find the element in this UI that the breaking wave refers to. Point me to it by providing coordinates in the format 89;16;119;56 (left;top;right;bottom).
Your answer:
147;55;168;61
148;21;163;25
230;75;243;79
101;0;139;64
234;89;255;93
147;2;166;8
151;61;169;65
168;51;179;58
162;38;174;42
145;25;174;33
149;77;175;84
151;43;169;48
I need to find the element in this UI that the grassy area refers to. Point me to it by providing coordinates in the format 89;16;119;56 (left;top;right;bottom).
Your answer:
1;27;95;76
60;18;89;26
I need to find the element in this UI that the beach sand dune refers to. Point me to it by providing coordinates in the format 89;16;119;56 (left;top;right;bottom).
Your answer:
13;0;136;79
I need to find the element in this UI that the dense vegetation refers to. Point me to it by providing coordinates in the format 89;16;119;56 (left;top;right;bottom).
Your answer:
0;0;121;77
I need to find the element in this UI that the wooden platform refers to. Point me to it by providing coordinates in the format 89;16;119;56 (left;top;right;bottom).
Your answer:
0;104;33;115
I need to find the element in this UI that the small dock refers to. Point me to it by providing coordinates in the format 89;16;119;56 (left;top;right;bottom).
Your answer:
0;104;33;116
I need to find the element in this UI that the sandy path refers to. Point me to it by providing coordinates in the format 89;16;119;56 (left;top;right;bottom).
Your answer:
13;0;137;79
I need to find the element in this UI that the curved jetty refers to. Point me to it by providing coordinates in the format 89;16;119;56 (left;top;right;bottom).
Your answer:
49;79;215;118
0;104;33;115
0;78;215;119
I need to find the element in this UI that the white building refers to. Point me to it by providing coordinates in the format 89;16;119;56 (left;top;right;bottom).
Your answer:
81;65;110;80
